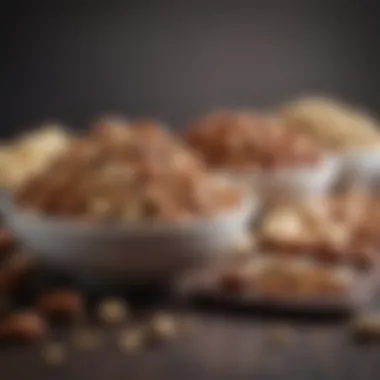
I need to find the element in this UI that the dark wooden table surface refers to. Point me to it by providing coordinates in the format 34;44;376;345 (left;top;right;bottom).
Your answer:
1;283;380;380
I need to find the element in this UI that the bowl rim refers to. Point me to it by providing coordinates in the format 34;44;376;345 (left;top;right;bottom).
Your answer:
216;153;340;177
217;153;341;184
1;189;257;234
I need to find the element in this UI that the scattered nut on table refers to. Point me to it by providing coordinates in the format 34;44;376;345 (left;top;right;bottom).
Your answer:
148;313;177;341
41;342;66;365
350;313;380;340
96;297;129;325
36;289;85;320
0;310;47;341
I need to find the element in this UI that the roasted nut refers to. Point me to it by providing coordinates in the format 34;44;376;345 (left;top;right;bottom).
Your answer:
185;110;322;170
37;290;84;320
96;298;129;325
350;313;380;341
0;310;47;341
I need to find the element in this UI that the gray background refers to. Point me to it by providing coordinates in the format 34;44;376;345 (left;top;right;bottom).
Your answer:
1;0;380;136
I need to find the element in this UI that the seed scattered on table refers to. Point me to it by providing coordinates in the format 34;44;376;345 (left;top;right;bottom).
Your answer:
97;297;129;325
41;342;66;365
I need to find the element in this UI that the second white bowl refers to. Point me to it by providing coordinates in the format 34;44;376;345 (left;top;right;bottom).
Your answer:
228;154;342;199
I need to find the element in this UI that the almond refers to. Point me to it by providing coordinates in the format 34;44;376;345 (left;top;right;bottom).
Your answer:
0;310;47;341
37;290;84;320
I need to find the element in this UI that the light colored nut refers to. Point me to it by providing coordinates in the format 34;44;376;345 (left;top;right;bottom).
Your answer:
0;310;47;341
351;313;380;339
37;290;84;319
96;298;129;325
148;313;177;341
41;342;66;365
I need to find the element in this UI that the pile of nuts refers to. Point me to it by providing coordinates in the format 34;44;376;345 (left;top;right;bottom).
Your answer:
15;118;243;221
219;258;354;298
258;192;380;268
183;110;322;171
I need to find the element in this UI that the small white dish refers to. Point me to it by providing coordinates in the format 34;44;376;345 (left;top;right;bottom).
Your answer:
226;154;342;199
341;148;380;186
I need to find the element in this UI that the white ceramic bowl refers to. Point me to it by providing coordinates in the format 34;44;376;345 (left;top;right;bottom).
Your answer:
2;193;258;282
230;154;342;199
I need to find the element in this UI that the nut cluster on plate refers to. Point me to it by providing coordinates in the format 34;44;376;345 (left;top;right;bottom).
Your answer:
15;118;243;221
257;191;380;268
218;258;354;298
183;110;323;172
